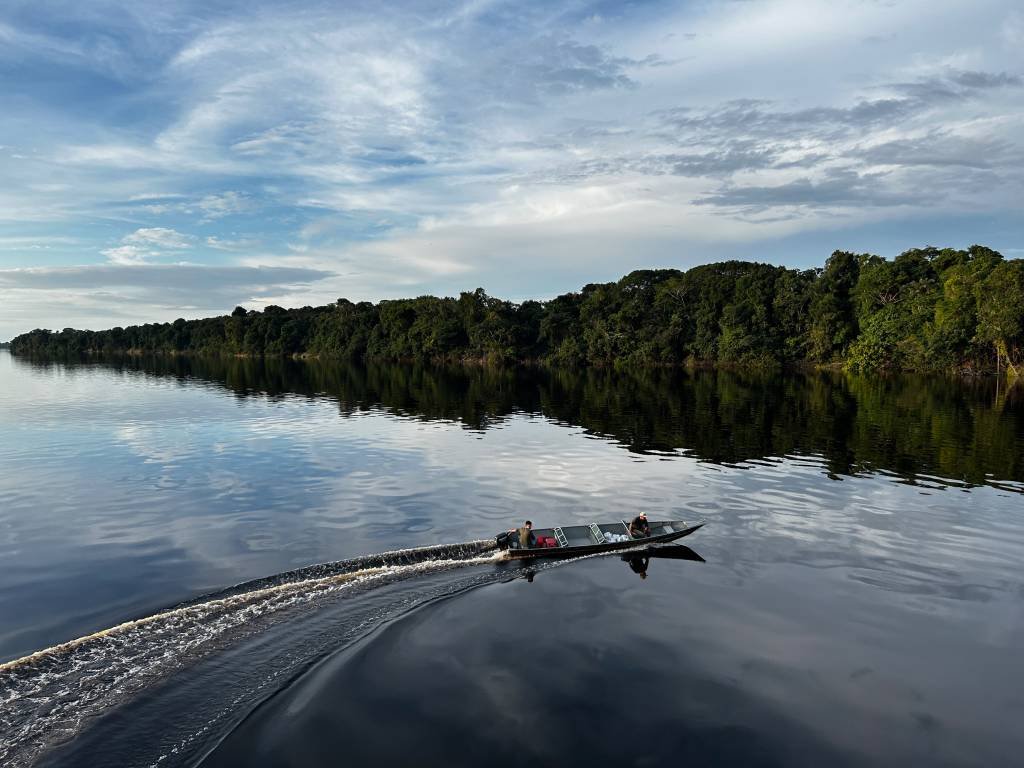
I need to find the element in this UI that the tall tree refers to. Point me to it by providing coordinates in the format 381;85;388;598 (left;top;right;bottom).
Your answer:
975;260;1024;376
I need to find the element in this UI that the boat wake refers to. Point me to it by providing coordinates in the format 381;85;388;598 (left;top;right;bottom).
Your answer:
0;540;504;768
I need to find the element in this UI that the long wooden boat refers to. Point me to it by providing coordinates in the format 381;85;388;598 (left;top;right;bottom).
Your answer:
497;519;705;560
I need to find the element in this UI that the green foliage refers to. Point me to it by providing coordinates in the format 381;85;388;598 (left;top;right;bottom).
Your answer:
975;259;1024;375
808;251;860;362
843;245;1001;374
9;245;1021;375
926;245;1002;369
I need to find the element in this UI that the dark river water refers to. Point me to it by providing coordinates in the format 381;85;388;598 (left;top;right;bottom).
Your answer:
1;350;1022;767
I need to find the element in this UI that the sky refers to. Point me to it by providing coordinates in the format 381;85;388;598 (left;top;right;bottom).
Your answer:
0;0;1022;340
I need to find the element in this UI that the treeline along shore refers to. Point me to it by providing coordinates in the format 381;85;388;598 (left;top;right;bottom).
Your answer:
10;245;1024;375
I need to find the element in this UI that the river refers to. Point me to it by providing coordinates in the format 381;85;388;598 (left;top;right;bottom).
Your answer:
0;351;1021;767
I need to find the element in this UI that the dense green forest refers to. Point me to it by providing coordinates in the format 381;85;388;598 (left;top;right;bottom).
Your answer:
11;245;1024;375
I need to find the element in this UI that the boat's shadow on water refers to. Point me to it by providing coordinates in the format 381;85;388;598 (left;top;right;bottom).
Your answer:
507;544;706;583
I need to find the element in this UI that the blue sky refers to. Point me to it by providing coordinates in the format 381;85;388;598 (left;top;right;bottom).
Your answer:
1;0;1022;339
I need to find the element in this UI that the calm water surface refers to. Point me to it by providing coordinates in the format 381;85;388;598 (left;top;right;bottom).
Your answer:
0;350;1022;767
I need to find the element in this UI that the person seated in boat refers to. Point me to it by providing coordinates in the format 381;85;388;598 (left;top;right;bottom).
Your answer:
509;520;536;549
629;512;650;539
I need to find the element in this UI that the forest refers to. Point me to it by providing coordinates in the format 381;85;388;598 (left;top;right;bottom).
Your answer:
10;245;1024;375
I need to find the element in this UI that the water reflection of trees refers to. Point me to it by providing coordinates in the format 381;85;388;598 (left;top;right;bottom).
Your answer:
18;354;1024;491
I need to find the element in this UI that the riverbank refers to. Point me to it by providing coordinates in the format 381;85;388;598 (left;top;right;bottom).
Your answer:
9;247;1024;376
9;345;1022;380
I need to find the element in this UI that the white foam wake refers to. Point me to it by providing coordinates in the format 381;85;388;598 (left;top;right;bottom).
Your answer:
0;542;504;767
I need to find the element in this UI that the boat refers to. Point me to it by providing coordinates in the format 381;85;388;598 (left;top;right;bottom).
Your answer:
496;519;705;560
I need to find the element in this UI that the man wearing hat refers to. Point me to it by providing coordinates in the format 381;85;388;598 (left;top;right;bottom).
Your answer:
629;511;650;539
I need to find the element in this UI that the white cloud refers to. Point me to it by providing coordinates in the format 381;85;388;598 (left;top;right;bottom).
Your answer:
198;191;252;220
101;244;151;265
123;227;194;249
0;263;335;337
206;235;260;251
1;0;1022;339
99;228;195;265
128;192;187;201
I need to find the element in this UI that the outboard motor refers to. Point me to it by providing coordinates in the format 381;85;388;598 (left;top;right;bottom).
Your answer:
495;531;515;550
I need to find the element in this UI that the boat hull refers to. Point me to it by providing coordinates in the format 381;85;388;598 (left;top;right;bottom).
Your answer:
503;521;705;561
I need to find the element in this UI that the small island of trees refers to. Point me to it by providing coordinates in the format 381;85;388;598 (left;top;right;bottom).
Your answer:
10;245;1024;376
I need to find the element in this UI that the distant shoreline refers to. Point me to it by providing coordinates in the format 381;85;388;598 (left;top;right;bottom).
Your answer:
9;247;1024;377
10;344;1016;381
